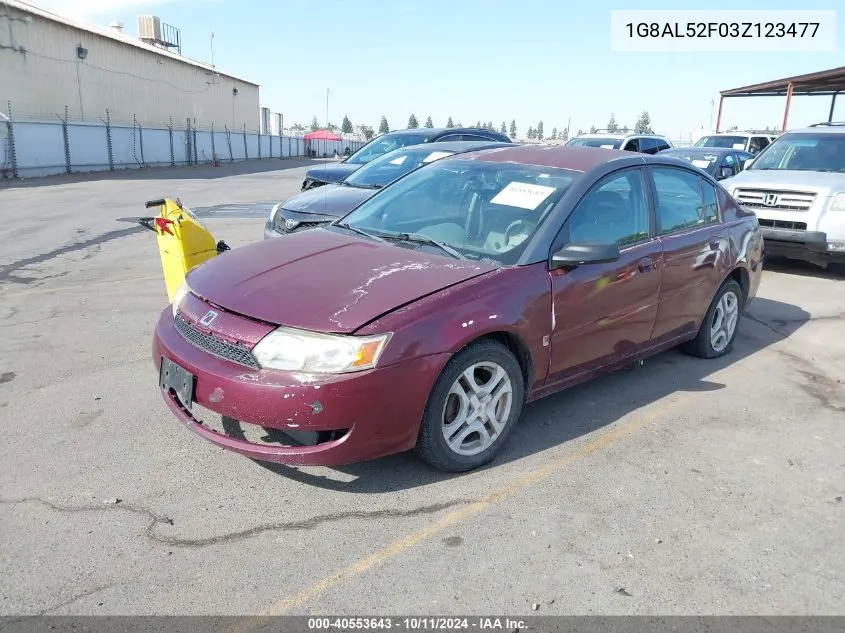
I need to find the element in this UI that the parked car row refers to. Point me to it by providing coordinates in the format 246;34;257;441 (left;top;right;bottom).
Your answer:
300;127;512;191
154;136;764;473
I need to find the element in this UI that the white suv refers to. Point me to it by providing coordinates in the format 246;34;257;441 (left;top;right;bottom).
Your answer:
694;131;777;155
565;132;673;154
722;122;845;268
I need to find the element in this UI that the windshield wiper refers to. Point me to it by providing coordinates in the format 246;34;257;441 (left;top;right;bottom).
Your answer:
384;232;466;260
334;222;388;244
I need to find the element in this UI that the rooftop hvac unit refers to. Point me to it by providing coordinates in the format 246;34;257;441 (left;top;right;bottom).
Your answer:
137;15;162;42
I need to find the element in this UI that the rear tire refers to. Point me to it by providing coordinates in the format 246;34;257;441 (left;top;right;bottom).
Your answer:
415;340;525;472
682;279;743;359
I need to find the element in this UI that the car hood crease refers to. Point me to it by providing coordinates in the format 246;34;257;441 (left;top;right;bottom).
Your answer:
186;229;497;333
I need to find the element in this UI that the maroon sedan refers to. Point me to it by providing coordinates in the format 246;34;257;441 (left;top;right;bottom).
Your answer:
153;145;763;472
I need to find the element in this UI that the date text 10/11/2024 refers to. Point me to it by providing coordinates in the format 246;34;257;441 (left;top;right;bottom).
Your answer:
625;22;821;39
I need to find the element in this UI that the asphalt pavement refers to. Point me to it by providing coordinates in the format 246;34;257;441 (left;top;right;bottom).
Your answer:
0;159;843;616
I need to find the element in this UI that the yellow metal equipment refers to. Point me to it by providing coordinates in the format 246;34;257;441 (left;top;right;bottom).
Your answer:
139;198;229;302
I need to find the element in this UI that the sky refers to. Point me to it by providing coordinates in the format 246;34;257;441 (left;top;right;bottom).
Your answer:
32;0;845;140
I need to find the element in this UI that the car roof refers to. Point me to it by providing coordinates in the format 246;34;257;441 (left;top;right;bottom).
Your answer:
448;144;638;172
379;127;510;139
660;147;735;156
396;140;515;153
787;123;845;135
571;132;668;139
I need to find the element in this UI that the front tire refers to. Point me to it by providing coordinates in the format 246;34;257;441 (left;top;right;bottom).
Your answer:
682;279;743;359
415;340;525;472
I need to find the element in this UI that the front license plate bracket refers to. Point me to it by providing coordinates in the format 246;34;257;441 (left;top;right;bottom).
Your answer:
160;357;195;411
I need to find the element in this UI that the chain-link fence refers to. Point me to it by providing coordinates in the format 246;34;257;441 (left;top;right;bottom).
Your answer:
0;103;367;179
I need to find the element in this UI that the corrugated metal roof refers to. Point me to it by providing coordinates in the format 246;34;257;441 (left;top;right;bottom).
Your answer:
721;66;845;97
5;0;259;86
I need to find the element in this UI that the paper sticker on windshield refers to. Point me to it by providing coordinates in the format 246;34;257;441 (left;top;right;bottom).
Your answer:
600;144;615;149
732;143;746;149
389;155;408;165
491;182;557;210
691;159;711;168
422;151;452;163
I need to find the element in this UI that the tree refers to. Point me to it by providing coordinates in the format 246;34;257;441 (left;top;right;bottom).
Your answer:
607;114;618;133
310;115;320;132
509;119;517;138
634;111;652;134
425;115;434;128
408;113;419;128
475;120;482;128
456;121;463;127
327;122;338;132
341;116;353;134
358;125;375;140
536;121;544;141
486;120;494;131
291;122;305;132
446;117;454;128
500;121;507;134
589;125;597;134
378;116;389;134
550;127;558;140
561;127;569;141
577;128;585;136
527;127;535;139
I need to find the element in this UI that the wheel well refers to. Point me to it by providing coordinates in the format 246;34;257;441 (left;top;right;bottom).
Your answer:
475;331;533;391
728;267;750;308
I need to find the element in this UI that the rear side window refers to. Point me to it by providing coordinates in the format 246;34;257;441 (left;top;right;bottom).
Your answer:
651;166;718;234
436;134;463;142
623;138;640;152
654;139;671;152
748;136;770;154
639;138;659;154
699;179;720;222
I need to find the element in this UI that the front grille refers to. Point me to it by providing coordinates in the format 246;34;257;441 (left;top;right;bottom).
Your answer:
758;219;807;231
174;315;260;369
273;215;327;233
734;189;816;211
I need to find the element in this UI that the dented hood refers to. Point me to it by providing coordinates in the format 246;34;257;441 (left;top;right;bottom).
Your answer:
186;228;496;333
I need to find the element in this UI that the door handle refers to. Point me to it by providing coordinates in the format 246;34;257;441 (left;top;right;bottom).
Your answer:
637;256;654;273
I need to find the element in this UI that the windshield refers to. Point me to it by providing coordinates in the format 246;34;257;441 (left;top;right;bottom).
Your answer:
694;135;748;150
567;137;623;149
344;134;428;165
749;133;845;172
343;146;456;188
662;151;720;174
337;159;581;264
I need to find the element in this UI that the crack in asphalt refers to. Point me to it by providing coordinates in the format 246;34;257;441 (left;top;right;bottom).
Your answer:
38;581;122;615
0;226;143;284
0;497;467;549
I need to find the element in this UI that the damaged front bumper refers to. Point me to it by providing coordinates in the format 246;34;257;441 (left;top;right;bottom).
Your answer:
152;308;447;467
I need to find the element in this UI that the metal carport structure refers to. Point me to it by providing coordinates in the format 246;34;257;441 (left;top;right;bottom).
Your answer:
716;66;845;133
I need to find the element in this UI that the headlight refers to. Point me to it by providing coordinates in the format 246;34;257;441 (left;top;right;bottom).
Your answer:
830;192;845;211
252;327;391;373
171;281;190;317
269;202;281;221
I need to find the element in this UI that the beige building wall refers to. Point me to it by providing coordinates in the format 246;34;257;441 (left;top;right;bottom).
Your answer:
0;2;260;130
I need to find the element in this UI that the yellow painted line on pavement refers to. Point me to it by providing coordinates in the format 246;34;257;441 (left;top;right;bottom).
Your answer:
236;347;774;624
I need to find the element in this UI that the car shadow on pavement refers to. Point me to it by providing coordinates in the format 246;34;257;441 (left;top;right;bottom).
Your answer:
763;256;845;281
256;297;810;493
0;158;328;190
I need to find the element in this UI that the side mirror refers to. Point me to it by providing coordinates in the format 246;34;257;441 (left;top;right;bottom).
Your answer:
744;158;755;169
718;167;733;180
550;242;621;270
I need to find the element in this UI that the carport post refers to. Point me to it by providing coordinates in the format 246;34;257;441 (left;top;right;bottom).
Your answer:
830;92;839;122
59;106;71;174
714;95;724;132
211;122;216;163
781;82;794;133
243;125;248;160
4;101;18;179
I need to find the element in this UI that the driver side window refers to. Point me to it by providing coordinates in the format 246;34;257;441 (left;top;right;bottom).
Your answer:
563;169;650;248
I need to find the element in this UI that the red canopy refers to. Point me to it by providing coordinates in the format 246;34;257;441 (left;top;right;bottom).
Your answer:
304;129;342;141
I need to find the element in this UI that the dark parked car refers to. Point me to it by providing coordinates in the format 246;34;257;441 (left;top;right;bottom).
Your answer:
155;146;762;472
301;127;513;190
266;141;513;239
658;147;754;180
